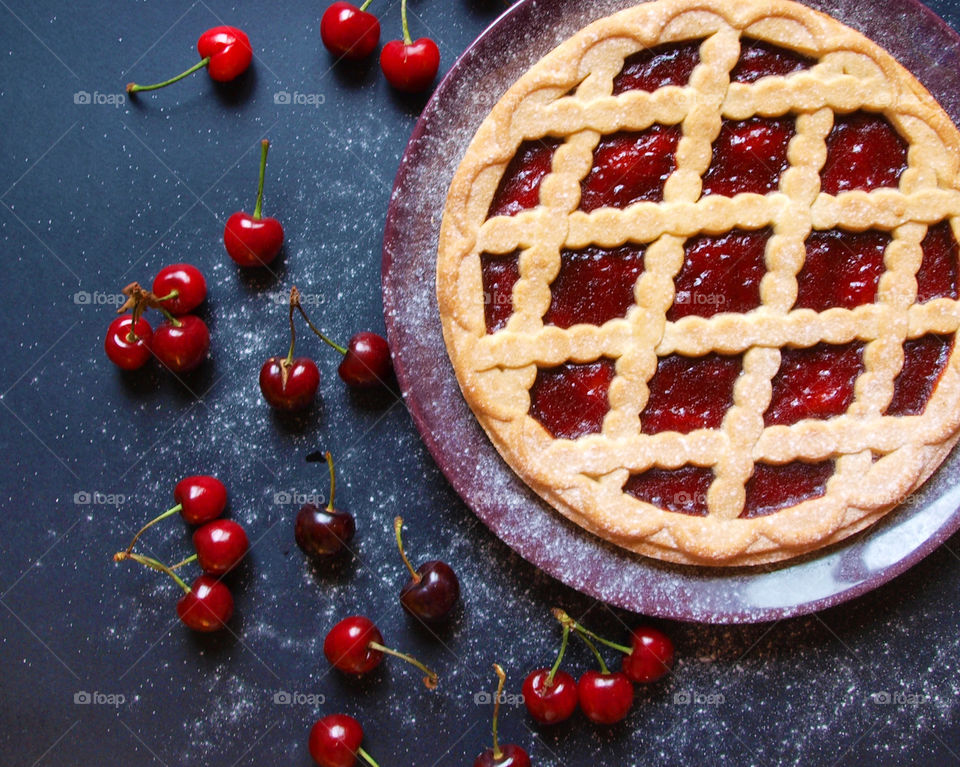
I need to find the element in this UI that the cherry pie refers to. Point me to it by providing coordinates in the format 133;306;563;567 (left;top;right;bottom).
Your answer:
437;0;960;565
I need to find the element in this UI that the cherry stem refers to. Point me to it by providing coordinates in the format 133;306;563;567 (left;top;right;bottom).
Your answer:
359;0;374;10
169;553;198;571
400;0;412;45
158;306;183;328
123;504;182;555
577;633;610;675
545;624;569;688
154;289;180;303
324;451;336;511
367;641;438;689
253;139;269;220
552;607;631;655
490;663;507;761
113;551;190;594
285;287;299;366
356;747;379;767
127;57;211;93
294;298;347;355
394;516;421;583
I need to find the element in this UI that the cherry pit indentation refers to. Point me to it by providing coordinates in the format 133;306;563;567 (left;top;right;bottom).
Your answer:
544;244;645;329
612;40;702;95
886;334;954;416
730;39;815;84
764;342;865;426
916;221;959;303
579;125;681;212
741;460;834;518
529;359;616;440
668;229;770;320
641;353;742;434
481;250;521;333
795;229;890;311
488;138;562;219
820;113;908;196
623;465;713;516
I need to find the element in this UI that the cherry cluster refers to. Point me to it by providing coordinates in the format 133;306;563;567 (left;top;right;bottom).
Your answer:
321;0;441;93
112;475;249;632
104;264;210;373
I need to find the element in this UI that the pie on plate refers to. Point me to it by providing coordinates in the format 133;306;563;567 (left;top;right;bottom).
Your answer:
436;0;960;566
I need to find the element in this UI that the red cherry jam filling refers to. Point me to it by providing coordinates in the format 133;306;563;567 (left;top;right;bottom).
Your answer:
668;229;769;320
795;230;890;311
579;125;681;212
701;117;794;197
623;465;713;516
741;460;834;518
885;335;954;416
529;359;616;440
820;113;907;195
481;250;521;333
916;221;960;302
488;138;562;218
544;244;645;328
730;39;815;84
612;40;702;95
641;353;742;434
764;342;865;426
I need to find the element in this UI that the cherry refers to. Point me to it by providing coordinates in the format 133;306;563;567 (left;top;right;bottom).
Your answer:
522;622;577;725
309;714;380;767
321;1;380;61
474;664;531;767
190;519;249;575
152;263;207;316
393;516;459;622
224;140;284;268
295;451;356;558
261;287;321;411
176;574;234;632
105;315;153;370
152;314;210;373
174;475;228;524
323;615;438;688
577;670;634;725
127;26;253;94
379;0;439;93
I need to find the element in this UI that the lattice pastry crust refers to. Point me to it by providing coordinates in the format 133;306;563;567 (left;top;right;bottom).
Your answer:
437;0;960;565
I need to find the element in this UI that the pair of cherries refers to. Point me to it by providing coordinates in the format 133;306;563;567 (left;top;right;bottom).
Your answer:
321;0;440;92
113;475;249;632
260;287;393;411
521;609;675;727
105;265;210;373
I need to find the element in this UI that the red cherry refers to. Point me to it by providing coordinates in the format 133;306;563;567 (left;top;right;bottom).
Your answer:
176;575;234;632
174;475;228;524
224;140;284;267
105;315;153;370
338;332;393;388
295;452;356;558
321;2;380;60
260;356;320;410
152;314;210;373
622;626;675;683
577;670;634;724
474;664;530;767
380;38;439;93
323;615;437;687
522;668;578;725
152;263;207;315
127;25;252;94
309;714;380;767
192;519;249;575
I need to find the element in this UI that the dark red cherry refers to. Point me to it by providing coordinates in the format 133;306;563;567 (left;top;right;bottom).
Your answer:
394;516;459;622
321;2;380;61
176;575;234;632
105;315;153;370
192;519;249;575
577;670;634;724
473;744;531;767
338;332;393;388
152;263;207;315
323;616;384;675
152;314;210;373
522;668;578;725
174;475;228;525
622;625;675;683
260;356;320;411
295;452;355;558
309;714;379;767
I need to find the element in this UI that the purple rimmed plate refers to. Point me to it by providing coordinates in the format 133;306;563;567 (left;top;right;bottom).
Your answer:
381;0;960;623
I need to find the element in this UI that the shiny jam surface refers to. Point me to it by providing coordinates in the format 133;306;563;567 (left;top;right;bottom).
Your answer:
730;39;814;83
820;113;908;195
487;139;561;218
641;353;742;434
741;461;835;517
795;230;889;311
544;244;645;328
623;465;713;516
916;221;960;302
764;343;865;426
480;250;521;333
701;117;794;197
612;41;702;94
579;126;681;212
529;360;616;440
668;229;769;320
886;335;954;416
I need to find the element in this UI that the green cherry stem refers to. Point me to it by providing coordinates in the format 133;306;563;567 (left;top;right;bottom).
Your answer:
123;504;182;555
285;287;300;367
158;306;183;328
359;0;374;11
545;623;570;688
356;747;379;767
253;139;269;220
154;289;180;303
294;300;347;355
324;451;336;511
490;663;507;761
169;553;198;571
394;516;421;583
113;551;191;594
400;0;412;45
367;641;438;689
577;633;611;675
552;607;631;655
127;57;211;94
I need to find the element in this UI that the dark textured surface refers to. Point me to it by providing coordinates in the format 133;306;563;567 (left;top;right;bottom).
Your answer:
1;1;959;765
